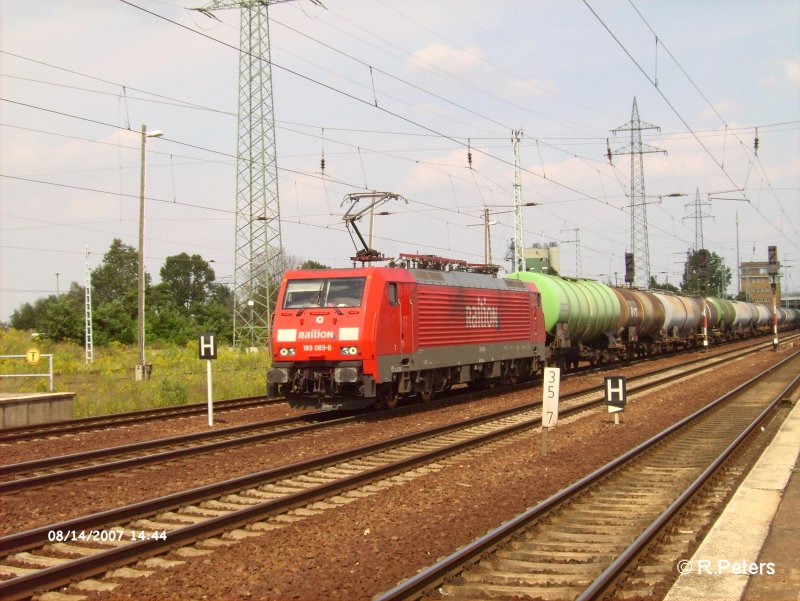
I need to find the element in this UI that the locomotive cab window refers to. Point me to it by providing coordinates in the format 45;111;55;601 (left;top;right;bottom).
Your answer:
283;277;366;309
388;283;398;306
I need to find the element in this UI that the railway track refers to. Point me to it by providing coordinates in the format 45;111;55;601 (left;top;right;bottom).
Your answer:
1;333;787;446
374;351;800;601
0;394;286;443
0;342;792;600
0;336;784;495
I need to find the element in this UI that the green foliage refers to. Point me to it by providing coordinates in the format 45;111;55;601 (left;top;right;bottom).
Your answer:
680;249;732;296
158;252;216;310
9;239;237;348
148;304;194;344
299;260;331;270
0;329;268;416
94;295;137;345
92;239;142;307
10;302;37;330
159;377;189;404
10;283;84;342
649;275;679;293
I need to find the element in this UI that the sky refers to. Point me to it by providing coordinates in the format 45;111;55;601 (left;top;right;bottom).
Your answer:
1;0;798;322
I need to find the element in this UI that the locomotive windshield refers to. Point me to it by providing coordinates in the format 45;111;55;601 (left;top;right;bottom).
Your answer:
282;277;366;309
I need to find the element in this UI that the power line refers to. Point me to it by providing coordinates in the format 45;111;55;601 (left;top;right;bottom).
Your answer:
117;0;608;206
625;0;798;241
582;0;799;256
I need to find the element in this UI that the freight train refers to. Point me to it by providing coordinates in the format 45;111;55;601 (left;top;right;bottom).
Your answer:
267;257;798;409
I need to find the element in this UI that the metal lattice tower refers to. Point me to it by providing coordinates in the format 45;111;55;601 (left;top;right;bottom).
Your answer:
196;1;318;348
512;129;525;272
84;245;93;364
611;98;665;289
684;187;712;251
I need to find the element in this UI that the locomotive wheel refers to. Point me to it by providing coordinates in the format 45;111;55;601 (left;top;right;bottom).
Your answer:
376;383;399;409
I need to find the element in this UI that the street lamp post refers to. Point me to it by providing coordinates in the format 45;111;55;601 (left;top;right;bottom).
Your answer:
708;193;750;298
469;203;537;271
136;125;163;381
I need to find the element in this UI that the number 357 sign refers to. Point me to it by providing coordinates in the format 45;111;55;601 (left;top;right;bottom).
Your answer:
542;367;560;427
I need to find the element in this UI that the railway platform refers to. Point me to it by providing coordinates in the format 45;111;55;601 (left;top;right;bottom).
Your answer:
0;392;74;427
664;394;800;601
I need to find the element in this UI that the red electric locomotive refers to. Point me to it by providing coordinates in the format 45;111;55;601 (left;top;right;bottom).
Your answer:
268;262;548;409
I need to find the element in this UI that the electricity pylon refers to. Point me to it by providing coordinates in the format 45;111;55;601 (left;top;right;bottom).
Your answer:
195;0;321;348
684;187;712;252
512;129;524;272
611;98;665;289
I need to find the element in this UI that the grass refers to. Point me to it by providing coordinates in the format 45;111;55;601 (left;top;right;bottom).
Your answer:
0;329;270;417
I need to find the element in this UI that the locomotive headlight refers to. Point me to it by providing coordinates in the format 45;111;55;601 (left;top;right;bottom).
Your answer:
279;347;296;357
341;346;358;355
288;348;296;356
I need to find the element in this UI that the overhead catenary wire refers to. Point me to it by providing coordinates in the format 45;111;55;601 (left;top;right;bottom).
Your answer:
583;0;799;255
116;0;615;207
3;4;794;291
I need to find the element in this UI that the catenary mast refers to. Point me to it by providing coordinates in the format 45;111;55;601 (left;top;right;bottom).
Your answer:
195;0;321;348
611;98;665;289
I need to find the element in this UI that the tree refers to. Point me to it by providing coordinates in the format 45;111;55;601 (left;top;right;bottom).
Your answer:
649;275;679;293
149;254;234;344
10;302;38;331
10;284;84;342
680;249;731;296
8;240;234;346
91;239;142;307
158;253;216;311
94;296;136;345
299;260;330;270
87;239;143;345
40;286;84;342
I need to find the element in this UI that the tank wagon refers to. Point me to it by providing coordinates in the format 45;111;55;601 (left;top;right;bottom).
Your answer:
268;266;547;409
269;263;798;409
507;271;798;368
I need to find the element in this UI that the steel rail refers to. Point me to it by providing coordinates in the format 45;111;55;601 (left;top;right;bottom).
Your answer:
0;410;351;493
578;367;800;600
1;348;794;601
0;393;285;443
0;392;597;600
373;350;800;601
1;338;772;494
2;332;790;444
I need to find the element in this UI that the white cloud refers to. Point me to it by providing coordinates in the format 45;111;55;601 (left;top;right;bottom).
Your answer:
785;58;800;84
506;78;558;99
702;101;735;119
407;43;484;75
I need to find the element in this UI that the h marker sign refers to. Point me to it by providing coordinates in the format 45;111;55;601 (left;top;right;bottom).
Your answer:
199;333;218;426
604;376;626;423
199;333;218;360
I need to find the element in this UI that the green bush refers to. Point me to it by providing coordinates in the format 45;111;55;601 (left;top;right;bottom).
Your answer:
0;329;269;417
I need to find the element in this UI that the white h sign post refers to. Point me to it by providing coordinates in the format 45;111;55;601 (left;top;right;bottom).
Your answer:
605;376;627;425
541;367;560;456
199;333;218;427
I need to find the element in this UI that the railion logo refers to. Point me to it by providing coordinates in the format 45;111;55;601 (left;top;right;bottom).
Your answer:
465;298;500;329
298;330;335;339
